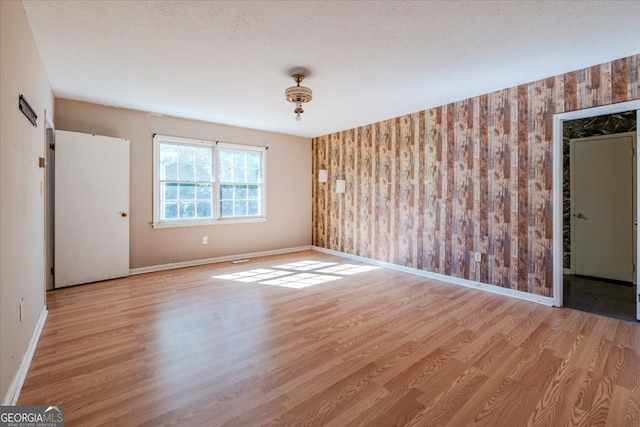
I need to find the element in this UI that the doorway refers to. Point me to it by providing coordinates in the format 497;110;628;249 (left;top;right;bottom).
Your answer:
44;120;55;291
553;103;640;322
570;131;635;283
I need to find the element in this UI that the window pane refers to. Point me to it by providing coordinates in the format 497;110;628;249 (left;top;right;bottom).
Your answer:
163;163;178;180
162;182;178;200
178;145;195;163
247;168;260;183
233;168;245;182
160;143;177;152
180;201;195;218
179;183;195;200
160;146;178;164
195;147;211;165
234;201;247;216
248;185;260;200
247;153;260;168
219;151;233;169
248;200;260;215
233;152;246;168
219;167;232;182
234;185;247;200
220;184;233;200
196;165;211;181
196;184;211;200
179;164;195;181
196;201;211;218
162;202;178;219
220;201;233;217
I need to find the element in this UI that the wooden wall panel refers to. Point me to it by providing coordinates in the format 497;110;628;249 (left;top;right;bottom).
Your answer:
516;84;529;292
344;128;356;254
425;109;439;272
478;95;490;283
311;54;639;297
629;54;639;101
416;111;427;270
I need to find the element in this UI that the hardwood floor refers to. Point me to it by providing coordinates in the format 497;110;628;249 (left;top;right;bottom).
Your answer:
19;250;640;426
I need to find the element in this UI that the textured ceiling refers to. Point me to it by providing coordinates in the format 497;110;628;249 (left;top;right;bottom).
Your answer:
22;0;640;138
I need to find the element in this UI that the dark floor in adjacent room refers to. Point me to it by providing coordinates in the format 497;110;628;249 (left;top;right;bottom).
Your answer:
564;274;638;323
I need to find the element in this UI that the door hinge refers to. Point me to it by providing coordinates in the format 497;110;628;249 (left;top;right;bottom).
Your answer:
49;143;55;150
50;267;54;276
634;263;636;273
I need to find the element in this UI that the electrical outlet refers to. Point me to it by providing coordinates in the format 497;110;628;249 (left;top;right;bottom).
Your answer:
202;236;208;245
475;252;482;262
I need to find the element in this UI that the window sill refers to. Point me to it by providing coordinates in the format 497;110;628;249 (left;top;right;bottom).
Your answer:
152;217;267;229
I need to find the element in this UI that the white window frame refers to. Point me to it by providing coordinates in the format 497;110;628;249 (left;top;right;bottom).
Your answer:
215;142;267;220
152;135;267;228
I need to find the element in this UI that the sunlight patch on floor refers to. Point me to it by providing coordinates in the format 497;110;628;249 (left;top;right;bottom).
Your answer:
261;273;340;289
315;264;380;275
212;260;380;289
272;260;339;271
214;269;290;283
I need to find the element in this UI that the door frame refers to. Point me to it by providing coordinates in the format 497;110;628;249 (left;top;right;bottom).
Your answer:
552;100;640;312
43;111;55;291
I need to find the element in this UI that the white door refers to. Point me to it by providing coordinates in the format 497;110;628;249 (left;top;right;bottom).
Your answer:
54;130;129;288
570;132;635;283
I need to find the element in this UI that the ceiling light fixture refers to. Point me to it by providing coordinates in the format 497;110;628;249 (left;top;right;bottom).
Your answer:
285;74;312;121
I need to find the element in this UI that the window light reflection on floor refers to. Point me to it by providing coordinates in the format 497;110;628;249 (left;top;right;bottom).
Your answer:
212;260;380;289
214;269;290;283
261;273;340;289
272;261;338;271
315;264;380;275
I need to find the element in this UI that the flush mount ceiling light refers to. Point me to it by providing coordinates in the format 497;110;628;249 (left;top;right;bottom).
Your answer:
285;74;312;121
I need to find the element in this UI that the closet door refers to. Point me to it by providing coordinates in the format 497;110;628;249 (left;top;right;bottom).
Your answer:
54;130;129;288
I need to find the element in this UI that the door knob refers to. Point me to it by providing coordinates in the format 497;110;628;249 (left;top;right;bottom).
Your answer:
121;212;128;217
576;213;585;219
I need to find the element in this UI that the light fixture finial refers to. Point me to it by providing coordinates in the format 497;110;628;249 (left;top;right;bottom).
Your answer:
285;73;312;121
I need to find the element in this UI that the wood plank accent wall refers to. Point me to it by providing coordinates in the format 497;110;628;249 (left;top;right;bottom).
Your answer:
312;54;640;298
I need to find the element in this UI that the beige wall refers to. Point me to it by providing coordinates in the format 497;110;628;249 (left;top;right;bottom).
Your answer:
0;1;54;401
54;99;312;269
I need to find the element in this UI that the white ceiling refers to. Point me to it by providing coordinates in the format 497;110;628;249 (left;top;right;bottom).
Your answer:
22;0;640;138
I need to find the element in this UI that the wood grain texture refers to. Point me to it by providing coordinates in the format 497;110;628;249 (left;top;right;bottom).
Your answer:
311;54;640;298
19;251;640;425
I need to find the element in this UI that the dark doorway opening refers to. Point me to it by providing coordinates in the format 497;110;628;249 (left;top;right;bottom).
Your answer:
563;111;637;322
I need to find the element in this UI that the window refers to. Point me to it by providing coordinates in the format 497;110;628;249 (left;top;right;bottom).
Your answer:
218;147;264;217
153;135;266;228
156;138;214;222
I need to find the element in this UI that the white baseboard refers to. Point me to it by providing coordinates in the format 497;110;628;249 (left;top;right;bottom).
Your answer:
2;306;48;406
129;245;313;275
312;246;554;307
